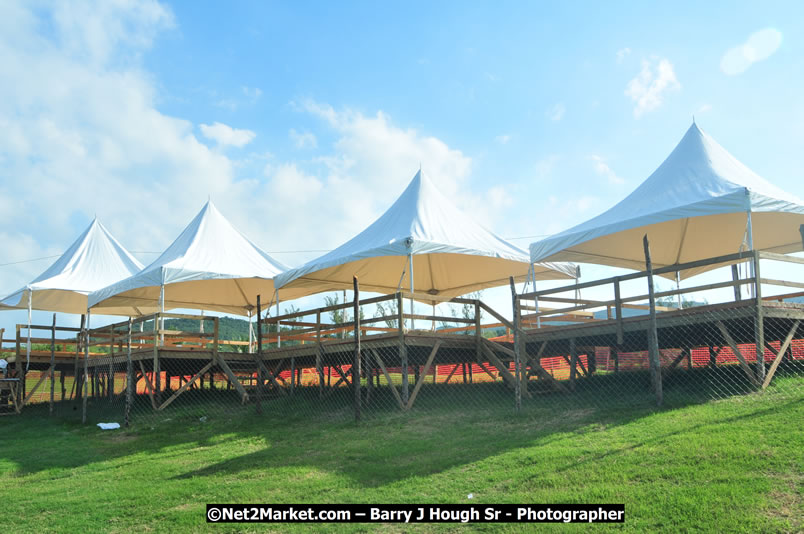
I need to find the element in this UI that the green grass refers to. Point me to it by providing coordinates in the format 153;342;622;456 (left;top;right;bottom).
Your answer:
1;377;802;533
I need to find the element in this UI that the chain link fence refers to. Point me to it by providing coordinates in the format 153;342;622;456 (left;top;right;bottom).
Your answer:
4;252;803;427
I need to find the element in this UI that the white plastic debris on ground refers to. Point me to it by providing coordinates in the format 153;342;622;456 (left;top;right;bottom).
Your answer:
97;422;120;430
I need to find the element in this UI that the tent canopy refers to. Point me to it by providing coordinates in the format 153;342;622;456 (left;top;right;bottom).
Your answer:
89;201;301;316
0;218;144;315
529;123;804;279
276;170;576;300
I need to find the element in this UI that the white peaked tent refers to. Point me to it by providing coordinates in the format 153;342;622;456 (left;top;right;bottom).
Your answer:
89;201;304;316
275;170;577;301
529;123;804;279
0;218;144;315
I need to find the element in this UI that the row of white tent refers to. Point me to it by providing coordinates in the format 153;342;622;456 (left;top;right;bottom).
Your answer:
3;122;804;322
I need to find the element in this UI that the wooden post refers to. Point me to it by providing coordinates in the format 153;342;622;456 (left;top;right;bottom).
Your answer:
353;276;361;421
316;310;323;398
125;318;132;427
753;251;765;384
82;315;89;423
397;292;409;405
75;316;85;403
643;235;663;407
569;337;577;391
49;313;56;415
509;277;522;413
474;300;482;363
256;295;263;415
108;325;115;402
731;264;742;302
290;357;296;396
614;277;624;346
153;313;160;408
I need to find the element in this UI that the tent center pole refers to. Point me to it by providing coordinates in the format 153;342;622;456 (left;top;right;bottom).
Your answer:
409;253;415;331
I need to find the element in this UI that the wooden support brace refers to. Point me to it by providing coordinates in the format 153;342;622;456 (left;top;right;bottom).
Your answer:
762;320;799;390
138;361;157;410
716;321;760;387
406;341;442;410
480;342;531;397
372;350;405;411
668;348;690;371
158;361;214;411
22;367;52;406
214;353;249;403
255;357;287;395
443;364;461;384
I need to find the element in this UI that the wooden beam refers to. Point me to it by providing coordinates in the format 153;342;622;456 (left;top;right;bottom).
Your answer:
138;361;157;410
158;361;214;411
406;340;442;410
715;321;760;387
22;368;51;406
443;363;461;384
480;341;531;397
214;353;249;403
762;320;799;390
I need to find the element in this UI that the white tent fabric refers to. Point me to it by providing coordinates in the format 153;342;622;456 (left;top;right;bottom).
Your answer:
529;123;804;279
0;218;144;315
89;201;303;316
275;170;576;300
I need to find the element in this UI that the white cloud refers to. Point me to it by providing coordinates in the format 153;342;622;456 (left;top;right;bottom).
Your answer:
590;155;625;185
617;47;631;63
721;28;783;76
546;103;565;121
495;134;511;144
697;103;712;114
289;128;317;149
625;57;681;118
200;122;256;147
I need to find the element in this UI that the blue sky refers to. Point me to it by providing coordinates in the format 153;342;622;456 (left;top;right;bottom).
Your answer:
1;1;803;332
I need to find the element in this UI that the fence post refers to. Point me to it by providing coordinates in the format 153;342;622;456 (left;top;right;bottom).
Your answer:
109;325;115;402
49;313;56;415
82;314;90;424
353;276;361;422
569;337;577;391
152;313;160;408
397;292;409;405
753;251;765;385
643;235;663;407
731;265;742;302
125;318;132;427
509;277;522;413
256;295;263;415
316;310;323;398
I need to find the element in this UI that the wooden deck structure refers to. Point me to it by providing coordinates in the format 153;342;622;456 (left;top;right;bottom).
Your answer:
2;250;802;421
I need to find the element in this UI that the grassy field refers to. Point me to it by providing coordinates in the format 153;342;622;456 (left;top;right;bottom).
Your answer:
0;376;801;533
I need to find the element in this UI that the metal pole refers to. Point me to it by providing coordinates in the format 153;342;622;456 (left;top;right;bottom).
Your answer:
26;288;32;372
409;253;415;331
159;282;165;345
747;210;755;299
675;271;683;310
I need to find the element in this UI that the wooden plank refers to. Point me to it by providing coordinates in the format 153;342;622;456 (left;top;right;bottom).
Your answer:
353;276;361;421
371;350;405;410
406;340;442;410
214;353;249;403
480;341;529;396
667;348;689;371
762;320;799;390
614;278;624;345
715;321;760;387
443;363;461;384
138;361;157;410
397;292;409;405
158;361;214;411
569;337;578;390
22;368;51;406
754;252;766;384
757;251;804;265
49;313;56;415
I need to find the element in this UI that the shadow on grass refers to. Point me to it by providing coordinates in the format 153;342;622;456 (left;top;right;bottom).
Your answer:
1;366;801;491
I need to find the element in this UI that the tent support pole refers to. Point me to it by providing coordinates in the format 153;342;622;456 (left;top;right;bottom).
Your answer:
409;253;415;331
26;288;32;372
